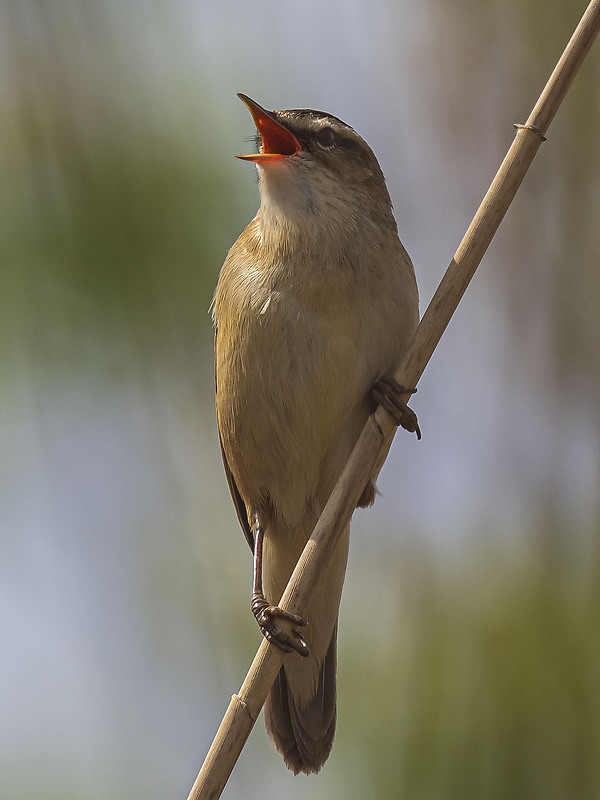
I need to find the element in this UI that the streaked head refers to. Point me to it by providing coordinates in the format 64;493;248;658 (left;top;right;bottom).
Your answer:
236;94;394;228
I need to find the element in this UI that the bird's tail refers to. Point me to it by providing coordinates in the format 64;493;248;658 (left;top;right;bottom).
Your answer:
264;625;338;775
261;516;349;774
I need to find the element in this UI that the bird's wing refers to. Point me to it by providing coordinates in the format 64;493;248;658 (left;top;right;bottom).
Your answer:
214;329;254;552
217;426;254;552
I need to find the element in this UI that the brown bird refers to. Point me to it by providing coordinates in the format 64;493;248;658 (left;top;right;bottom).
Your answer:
213;94;419;774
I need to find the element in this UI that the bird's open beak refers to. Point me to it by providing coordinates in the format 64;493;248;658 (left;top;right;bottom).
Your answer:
236;93;301;162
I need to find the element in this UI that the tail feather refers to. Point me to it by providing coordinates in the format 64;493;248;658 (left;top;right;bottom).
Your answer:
264;626;338;775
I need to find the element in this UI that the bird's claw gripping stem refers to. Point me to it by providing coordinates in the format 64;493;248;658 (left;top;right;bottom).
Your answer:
251;593;310;657
371;375;421;439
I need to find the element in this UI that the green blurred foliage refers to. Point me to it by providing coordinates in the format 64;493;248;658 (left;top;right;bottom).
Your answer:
337;538;600;799
0;3;241;388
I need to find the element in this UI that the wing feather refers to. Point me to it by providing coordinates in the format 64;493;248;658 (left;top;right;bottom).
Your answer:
214;329;254;552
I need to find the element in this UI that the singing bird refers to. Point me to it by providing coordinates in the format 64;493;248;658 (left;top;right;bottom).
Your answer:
213;94;419;774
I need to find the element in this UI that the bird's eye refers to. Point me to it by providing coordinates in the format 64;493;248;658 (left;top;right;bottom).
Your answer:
315;127;336;149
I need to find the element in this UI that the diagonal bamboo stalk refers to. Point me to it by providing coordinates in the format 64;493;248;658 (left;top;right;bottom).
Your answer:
188;2;600;798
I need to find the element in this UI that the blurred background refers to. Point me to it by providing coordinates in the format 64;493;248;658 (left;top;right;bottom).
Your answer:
1;1;600;798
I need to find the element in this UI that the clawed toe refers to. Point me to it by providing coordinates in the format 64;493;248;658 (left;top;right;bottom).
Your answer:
263;622;310;657
251;595;310;657
371;375;421;439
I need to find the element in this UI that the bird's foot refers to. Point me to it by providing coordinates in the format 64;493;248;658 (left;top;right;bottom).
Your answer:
251;593;310;657
371;375;421;440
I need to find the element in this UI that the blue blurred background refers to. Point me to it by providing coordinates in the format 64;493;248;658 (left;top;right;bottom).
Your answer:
2;1;600;798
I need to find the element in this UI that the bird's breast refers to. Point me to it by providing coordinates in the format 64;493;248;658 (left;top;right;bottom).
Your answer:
216;274;374;523
215;219;418;527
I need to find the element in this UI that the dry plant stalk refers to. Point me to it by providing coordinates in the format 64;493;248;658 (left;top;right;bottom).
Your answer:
188;2;600;798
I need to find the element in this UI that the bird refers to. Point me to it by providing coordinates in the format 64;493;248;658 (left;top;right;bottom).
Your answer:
213;94;419;775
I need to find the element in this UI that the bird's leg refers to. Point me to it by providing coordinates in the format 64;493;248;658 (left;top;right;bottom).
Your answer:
250;511;310;657
371;375;422;440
